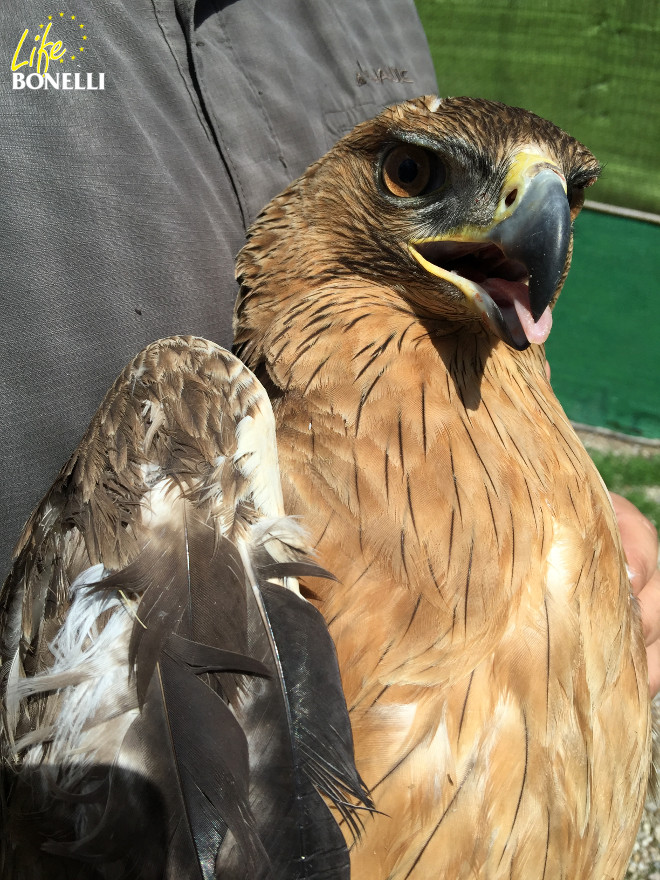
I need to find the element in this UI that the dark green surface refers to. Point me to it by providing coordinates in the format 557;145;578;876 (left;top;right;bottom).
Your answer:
415;0;660;213
546;209;659;438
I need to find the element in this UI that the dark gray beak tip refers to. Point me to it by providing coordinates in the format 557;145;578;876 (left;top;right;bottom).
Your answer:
492;168;572;323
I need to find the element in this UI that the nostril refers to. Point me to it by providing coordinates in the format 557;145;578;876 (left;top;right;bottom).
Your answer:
504;188;518;208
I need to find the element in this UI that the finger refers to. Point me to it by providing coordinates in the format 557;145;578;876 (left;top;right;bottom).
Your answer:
636;568;660;647
646;638;660;699
610;492;659;595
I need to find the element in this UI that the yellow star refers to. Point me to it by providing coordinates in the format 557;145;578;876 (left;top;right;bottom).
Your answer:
71;55;75;60
59;12;64;16
82;35;87;40
48;15;52;19
79;47;84;52
59;57;64;63
80;24;84;29
71;15;75;19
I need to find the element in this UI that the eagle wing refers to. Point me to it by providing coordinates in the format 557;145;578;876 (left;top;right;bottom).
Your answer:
0;335;368;880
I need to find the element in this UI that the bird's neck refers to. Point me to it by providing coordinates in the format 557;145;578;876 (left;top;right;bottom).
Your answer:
253;285;580;616
247;278;554;440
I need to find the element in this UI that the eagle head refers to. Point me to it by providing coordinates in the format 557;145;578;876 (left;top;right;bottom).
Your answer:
235;95;601;359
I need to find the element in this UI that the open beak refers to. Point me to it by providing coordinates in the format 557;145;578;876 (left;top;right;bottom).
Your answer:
409;152;571;350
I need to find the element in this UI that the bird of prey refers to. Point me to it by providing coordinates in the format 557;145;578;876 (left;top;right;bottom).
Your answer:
1;96;652;880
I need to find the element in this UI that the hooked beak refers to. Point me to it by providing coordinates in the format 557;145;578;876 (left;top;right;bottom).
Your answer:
409;151;571;350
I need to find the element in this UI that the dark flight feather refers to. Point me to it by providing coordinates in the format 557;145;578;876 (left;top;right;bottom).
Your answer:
232;556;371;878
0;337;368;879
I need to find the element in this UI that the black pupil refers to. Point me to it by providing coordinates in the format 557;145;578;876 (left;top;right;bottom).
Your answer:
398;157;419;184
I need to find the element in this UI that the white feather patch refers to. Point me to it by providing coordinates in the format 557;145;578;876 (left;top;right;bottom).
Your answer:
141;476;181;529
234;411;285;517
12;564;138;776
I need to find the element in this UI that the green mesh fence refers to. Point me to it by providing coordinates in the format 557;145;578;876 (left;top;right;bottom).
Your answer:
415;0;660;213
415;0;660;437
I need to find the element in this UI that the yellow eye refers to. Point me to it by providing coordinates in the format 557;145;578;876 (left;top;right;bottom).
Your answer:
382;145;433;198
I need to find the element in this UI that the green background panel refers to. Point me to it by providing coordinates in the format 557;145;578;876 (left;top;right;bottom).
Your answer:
414;0;660;213
547;210;659;437
415;0;659;437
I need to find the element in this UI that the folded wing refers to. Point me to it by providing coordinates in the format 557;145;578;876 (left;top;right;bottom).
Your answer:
0;336;369;880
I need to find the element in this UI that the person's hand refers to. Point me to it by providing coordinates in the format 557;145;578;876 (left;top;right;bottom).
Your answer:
611;492;660;697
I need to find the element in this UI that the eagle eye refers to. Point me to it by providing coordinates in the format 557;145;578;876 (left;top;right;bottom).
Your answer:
382;145;444;198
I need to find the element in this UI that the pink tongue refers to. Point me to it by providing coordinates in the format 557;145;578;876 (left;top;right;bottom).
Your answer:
482;278;553;345
513;299;553;344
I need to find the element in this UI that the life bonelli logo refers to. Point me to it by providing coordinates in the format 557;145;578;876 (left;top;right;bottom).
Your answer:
11;12;105;91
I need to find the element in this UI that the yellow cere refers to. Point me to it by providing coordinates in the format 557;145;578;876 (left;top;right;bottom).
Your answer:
411;149;566;252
